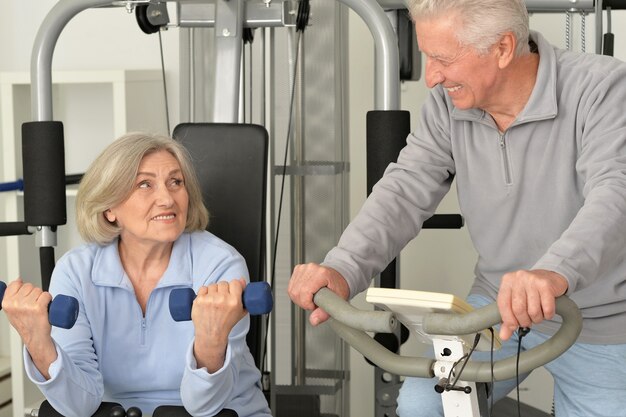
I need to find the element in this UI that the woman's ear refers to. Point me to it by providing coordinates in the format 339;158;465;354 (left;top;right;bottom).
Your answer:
104;209;116;223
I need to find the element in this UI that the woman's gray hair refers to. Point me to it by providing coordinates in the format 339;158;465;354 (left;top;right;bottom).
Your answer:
406;0;530;56
76;132;209;245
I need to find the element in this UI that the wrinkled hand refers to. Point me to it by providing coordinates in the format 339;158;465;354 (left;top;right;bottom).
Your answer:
287;263;350;326
192;279;248;372
1;278;57;378
1;278;53;347
497;269;568;341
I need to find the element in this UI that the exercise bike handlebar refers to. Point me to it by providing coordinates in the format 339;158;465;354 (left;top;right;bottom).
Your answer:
313;288;399;333
313;287;582;382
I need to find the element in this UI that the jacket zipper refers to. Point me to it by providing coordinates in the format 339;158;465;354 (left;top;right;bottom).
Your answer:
499;133;513;186
140;317;147;345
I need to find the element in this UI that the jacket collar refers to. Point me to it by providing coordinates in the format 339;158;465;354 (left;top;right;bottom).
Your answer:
450;31;558;127
92;233;193;289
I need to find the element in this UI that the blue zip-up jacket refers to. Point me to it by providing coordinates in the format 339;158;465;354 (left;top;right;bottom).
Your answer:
24;231;271;417
323;31;626;344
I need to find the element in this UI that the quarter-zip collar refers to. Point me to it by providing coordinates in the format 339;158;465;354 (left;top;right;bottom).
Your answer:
450;31;558;129
91;233;193;290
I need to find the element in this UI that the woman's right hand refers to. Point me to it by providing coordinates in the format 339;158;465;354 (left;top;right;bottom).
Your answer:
1;278;58;378
191;279;248;373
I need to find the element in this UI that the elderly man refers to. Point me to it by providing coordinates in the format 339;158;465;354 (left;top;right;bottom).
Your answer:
288;0;626;415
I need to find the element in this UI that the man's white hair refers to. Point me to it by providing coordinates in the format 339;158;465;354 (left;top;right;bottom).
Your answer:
406;0;531;56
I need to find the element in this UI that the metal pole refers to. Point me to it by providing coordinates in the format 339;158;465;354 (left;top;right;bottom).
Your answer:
31;0;115;121
596;0;604;54
29;0;115;285
337;0;399;110
212;0;244;122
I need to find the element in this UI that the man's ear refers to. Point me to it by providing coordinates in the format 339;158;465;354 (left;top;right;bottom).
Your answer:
496;32;516;69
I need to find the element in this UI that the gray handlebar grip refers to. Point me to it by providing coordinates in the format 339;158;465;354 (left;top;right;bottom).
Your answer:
422;296;582;381
314;287;398;333
330;319;434;378
320;290;582;382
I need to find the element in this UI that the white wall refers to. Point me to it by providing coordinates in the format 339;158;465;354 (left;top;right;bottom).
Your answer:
0;0;181;120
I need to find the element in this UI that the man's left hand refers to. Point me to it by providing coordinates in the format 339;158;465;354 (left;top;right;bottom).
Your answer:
497;269;569;341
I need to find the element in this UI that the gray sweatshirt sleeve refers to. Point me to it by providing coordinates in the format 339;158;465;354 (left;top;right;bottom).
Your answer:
533;67;626;294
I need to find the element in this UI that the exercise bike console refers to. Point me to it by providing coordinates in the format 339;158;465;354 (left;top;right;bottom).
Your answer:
366;287;501;351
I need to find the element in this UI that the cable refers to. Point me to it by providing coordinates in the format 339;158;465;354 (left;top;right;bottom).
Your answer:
261;28;304;375
447;333;481;390
445;353;468;389
516;327;531;417
296;0;311;32
565;11;572;51
259;0;311;383
158;30;171;136
581;12;586;53
489;327;495;417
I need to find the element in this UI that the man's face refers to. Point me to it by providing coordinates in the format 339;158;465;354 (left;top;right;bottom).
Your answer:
415;15;501;111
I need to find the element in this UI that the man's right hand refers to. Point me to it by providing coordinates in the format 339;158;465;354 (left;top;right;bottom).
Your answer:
287;263;350;326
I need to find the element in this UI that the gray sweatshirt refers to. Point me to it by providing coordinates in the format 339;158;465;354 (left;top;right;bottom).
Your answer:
323;31;626;344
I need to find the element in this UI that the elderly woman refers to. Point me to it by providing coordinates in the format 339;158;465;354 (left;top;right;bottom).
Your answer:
1;133;271;417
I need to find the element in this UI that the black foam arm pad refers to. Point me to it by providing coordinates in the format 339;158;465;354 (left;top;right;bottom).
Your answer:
367;111;411;290
366;110;411;195
422;213;464;229
603;1;626;9
603;33;615;56
22;121;67;227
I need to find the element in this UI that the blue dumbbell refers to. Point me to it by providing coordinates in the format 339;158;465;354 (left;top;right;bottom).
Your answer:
0;281;79;329
169;281;273;321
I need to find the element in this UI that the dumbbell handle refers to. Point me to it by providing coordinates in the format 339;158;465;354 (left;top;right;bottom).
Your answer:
169;281;273;321
0;281;79;329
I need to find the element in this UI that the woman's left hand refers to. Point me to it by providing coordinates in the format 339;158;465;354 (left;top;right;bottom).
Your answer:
191;278;248;372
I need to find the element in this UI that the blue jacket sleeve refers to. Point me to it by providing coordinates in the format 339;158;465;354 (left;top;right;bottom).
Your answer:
23;260;104;417
180;252;270;417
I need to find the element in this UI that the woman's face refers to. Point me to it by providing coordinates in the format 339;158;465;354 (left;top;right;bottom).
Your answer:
105;150;189;248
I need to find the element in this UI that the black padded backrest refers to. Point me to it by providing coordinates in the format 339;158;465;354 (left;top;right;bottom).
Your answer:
173;123;268;283
173;123;268;367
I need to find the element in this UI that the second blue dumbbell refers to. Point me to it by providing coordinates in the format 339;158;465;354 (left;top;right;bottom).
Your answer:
0;281;79;329
169;281;273;321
